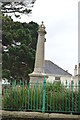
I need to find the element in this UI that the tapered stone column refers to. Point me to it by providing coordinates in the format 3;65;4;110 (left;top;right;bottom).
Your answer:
29;22;47;83
34;21;46;73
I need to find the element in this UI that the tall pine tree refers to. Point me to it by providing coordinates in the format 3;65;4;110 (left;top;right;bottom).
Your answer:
2;15;38;81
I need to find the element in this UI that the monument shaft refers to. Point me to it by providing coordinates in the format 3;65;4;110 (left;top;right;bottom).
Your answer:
34;26;46;73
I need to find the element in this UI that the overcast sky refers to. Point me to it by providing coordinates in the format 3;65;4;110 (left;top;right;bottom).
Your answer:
14;0;80;75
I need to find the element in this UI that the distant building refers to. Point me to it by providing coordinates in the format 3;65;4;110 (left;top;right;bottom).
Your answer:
45;60;72;85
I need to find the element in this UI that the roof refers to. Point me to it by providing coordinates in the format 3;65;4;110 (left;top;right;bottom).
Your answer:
45;60;72;76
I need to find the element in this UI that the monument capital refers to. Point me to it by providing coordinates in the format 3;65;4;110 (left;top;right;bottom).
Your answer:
38;21;47;34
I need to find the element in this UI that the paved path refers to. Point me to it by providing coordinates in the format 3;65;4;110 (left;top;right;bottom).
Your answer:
0;110;80;120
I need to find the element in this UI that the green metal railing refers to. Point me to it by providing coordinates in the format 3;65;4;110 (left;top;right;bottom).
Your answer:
2;78;80;113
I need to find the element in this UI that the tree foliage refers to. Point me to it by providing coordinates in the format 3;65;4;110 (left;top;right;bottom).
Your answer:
1;0;36;18
2;15;38;81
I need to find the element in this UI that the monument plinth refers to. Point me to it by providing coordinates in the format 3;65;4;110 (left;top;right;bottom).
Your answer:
29;22;47;83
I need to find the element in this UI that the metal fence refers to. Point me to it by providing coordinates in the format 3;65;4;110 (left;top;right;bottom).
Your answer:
2;78;80;114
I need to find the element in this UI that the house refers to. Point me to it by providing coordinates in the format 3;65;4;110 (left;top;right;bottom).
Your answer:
45;60;72;85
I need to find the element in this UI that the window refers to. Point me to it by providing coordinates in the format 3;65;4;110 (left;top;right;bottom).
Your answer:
55;77;60;80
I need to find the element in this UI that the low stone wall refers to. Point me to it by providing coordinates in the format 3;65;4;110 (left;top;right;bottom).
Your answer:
0;110;80;120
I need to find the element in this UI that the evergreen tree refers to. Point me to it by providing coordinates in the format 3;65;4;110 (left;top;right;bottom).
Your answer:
2;15;38;81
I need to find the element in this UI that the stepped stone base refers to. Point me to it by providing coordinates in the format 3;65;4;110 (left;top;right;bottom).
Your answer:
29;72;48;83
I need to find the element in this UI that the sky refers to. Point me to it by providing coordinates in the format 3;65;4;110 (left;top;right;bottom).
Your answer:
13;0;80;75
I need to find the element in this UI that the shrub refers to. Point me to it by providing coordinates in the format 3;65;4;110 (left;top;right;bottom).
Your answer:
2;81;80;112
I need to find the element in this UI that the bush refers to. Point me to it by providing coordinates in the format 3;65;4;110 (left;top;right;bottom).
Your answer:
2;81;80;112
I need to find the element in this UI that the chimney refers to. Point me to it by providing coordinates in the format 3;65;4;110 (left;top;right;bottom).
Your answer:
66;70;68;72
74;65;77;76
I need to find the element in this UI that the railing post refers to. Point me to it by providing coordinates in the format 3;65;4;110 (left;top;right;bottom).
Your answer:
78;80;80;111
31;80;33;110
33;83;35;110
69;82;70;112
65;80;67;112
42;77;46;112
75;82;77;112
72;80;74;112
39;82;41;110
37;80;39;110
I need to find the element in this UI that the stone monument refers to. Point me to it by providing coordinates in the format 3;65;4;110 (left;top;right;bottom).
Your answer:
29;22;47;83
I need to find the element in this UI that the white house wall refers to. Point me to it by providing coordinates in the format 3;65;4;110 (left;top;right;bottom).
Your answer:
73;76;79;87
46;75;72;85
61;76;72;86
